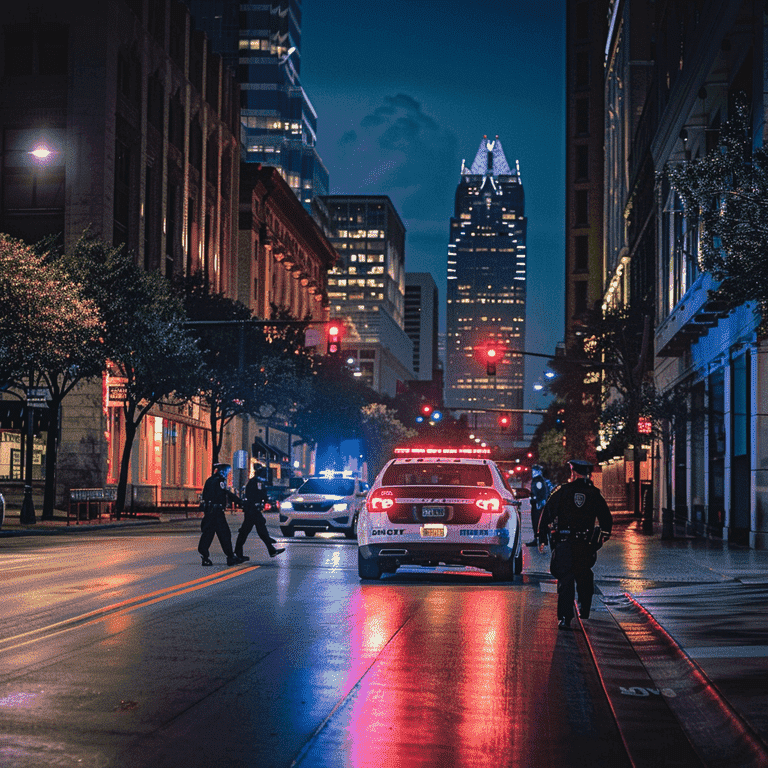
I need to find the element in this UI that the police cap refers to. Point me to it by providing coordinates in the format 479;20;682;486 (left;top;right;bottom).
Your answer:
567;459;593;475
213;462;231;472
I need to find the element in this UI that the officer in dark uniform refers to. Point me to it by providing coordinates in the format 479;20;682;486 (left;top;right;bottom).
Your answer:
526;464;553;547
198;463;243;566
235;463;285;560
537;459;612;629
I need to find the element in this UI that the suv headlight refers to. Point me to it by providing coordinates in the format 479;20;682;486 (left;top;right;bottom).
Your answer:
281;501;294;511
332;502;349;512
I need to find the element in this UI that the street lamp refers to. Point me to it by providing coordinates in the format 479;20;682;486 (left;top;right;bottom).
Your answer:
17;141;58;525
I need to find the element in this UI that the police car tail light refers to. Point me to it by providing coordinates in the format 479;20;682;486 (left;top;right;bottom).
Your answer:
475;492;502;512
367;489;394;513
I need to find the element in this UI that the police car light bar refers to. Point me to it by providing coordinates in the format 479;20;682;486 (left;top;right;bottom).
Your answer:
393;446;492;457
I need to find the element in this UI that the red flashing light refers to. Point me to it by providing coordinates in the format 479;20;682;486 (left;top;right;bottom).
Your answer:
420;403;433;416
393;445;492;457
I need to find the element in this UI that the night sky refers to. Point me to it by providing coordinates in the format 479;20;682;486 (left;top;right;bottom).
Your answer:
301;0;566;416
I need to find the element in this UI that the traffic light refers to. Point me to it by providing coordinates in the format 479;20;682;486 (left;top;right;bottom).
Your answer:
498;413;511;432
327;321;341;355
486;347;498;376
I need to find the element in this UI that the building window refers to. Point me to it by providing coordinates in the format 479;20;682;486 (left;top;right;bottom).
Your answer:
575;190;589;227
575;144;589;180
575;50;589;89
574;2;589;39
574;281;588;315
574;235;588;272
113;138;131;246
575;99;589;135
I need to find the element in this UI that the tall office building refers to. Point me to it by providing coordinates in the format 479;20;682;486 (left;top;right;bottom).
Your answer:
316;195;413;396
405;273;439;382
185;0;328;210
445;136;527;436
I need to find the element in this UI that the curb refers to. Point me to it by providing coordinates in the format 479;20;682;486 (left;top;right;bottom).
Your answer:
0;518;162;537
586;594;768;767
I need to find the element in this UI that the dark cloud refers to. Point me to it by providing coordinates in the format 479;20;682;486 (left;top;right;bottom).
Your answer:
333;93;458;224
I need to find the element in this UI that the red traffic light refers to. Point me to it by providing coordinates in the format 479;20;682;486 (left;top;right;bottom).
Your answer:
327;321;342;355
486;347;498;376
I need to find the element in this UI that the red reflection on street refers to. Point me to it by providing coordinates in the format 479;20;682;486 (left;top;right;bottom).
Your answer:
346;587;521;766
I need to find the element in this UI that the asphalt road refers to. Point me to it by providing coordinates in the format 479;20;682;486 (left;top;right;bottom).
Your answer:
0;518;637;768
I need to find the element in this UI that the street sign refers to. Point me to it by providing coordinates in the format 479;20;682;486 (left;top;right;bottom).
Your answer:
233;449;249;470
27;387;50;407
108;385;128;405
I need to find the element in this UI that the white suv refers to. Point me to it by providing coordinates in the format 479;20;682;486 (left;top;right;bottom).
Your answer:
358;449;523;581
279;472;369;539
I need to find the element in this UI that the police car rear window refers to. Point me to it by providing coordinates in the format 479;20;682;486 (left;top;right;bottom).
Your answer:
381;463;492;487
298;478;355;496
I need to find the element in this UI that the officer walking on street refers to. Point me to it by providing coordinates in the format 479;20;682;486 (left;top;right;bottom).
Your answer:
235;463;285;560
526;464;553;547
538;459;612;629
198;463;244;566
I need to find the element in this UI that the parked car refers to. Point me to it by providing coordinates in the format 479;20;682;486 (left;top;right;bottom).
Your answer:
0;491;4;529
278;472;370;538
263;486;291;511
357;446;523;581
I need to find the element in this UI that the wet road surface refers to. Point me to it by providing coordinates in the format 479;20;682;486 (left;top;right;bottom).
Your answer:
0;521;630;767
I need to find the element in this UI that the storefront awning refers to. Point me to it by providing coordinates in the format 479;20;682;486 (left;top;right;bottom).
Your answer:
252;437;289;463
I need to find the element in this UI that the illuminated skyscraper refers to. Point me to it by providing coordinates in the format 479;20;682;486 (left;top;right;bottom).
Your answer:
445;136;527;434
185;0;328;211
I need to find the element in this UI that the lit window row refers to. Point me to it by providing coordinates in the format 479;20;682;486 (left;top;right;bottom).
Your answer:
349;253;385;263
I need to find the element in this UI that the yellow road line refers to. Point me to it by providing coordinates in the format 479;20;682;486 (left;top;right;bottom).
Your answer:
0;566;258;652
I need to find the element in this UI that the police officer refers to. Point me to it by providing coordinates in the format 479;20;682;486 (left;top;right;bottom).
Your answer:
235;463;285;560
198;463;243;566
526;464;553;547
537;459;612;629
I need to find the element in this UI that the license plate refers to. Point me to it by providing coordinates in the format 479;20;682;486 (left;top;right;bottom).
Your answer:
422;506;446;518
420;524;447;538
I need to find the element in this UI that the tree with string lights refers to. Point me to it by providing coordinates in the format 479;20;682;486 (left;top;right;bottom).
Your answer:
667;94;768;328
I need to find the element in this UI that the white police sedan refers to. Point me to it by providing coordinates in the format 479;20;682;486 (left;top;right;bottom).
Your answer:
357;446;523;581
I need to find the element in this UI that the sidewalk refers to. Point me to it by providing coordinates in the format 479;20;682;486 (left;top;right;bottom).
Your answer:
528;512;768;765
0;498;201;536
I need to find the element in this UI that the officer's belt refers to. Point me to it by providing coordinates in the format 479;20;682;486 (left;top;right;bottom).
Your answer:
555;529;591;540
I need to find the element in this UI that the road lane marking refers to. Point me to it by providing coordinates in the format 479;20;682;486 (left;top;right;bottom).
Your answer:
686;645;768;659
0;566;258;652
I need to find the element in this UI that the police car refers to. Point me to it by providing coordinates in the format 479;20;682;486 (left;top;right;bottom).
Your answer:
278;471;369;539
357;446;523;581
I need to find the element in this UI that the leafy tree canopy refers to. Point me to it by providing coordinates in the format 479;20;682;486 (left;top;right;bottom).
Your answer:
0;234;102;388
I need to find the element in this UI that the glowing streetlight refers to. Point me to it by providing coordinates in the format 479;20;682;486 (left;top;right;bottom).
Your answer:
29;146;52;160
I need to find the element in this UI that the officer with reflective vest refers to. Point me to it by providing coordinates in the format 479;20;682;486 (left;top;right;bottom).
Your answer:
198;463;243;567
537;459;612;629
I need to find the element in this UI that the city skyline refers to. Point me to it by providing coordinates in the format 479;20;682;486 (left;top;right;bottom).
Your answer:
301;0;566;401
